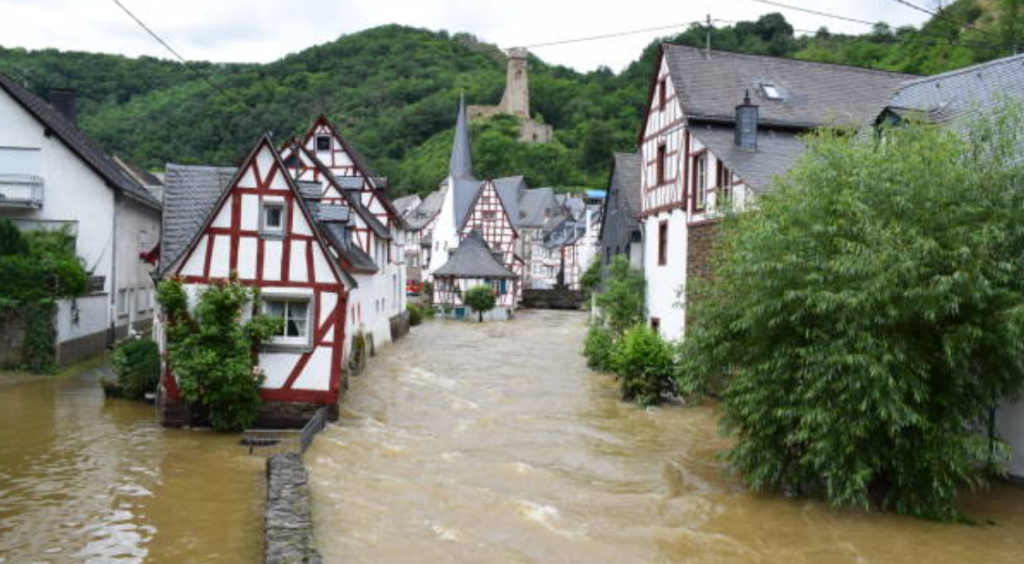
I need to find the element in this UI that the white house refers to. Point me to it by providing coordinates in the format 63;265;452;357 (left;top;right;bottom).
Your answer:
0;73;162;365
637;45;909;340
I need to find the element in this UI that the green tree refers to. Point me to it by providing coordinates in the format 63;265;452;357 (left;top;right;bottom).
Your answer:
463;284;496;322
157;277;282;431
594;256;645;336
611;324;675;406
677;106;1024;520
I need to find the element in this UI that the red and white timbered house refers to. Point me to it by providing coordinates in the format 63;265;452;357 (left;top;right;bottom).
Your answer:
156;134;355;427
284;115;408;352
638;44;910;340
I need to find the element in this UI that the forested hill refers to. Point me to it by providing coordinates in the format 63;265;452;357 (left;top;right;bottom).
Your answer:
0;0;1020;196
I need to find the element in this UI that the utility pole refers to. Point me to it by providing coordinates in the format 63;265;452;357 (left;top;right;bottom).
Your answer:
705;14;713;58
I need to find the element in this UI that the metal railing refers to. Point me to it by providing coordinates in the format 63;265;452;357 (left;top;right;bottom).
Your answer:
0;174;44;208
242;407;329;457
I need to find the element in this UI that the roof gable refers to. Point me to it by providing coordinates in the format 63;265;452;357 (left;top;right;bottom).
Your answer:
0;72;161;210
434;229;515;278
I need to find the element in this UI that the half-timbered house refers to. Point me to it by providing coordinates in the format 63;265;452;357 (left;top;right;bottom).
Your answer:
157;134;356;427
433;229;517;320
283;115;408;352
639;45;910;340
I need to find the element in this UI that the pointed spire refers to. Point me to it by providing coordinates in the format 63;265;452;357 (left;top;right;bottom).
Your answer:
449;93;473;179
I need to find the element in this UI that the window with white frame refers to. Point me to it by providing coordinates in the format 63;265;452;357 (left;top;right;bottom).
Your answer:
117;289;129;316
315;135;331;151
262;298;312;347
260;200;286;236
692;153;708;211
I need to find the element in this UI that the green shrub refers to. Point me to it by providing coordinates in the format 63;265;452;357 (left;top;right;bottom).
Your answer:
610;324;675;406
158;277;282;432
579;258;602;301
463;285;496;322
677;107;1024;520
594;256;644;336
583;323;615;372
407;303;424;326
108;338;160;401
423;305;437;319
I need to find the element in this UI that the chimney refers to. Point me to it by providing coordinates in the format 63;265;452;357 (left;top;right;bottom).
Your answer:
734;90;758;151
49;88;76;124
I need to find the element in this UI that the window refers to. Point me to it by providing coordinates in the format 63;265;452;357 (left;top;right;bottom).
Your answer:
657;221;668;266
716;160;732;205
483;210;497;221
136;289;148;313
761;83;782;100
692;153;707;211
658;78;667;109
315;135;331;151
260;201;286;236
262;298;311;347
117;289;129;316
0;147;41;176
651;317;661;334
656;144;667;186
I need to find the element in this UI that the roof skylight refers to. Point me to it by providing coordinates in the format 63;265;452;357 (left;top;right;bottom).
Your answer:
761;83;782;100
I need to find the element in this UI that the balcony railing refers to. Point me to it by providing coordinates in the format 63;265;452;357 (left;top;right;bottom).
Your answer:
0;174;44;209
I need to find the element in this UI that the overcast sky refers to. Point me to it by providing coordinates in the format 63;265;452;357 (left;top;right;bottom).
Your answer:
0;0;932;72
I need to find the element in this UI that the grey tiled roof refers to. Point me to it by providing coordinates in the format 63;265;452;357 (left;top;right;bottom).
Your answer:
321;222;378;274
0;72;162;210
434;230;516;278
663;44;912;128
159;163;236;273
407;189;445;230
297;180;322;200
450;94;474;179
334;176;365;190
493;176;525;227
599;152;642;247
881;52;1024;126
452;177;483;230
517;187;562;228
392;194;421;217
690;125;806;193
316;204;350;223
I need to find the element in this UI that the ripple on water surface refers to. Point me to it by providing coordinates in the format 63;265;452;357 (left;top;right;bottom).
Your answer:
306;309;1024;564
0;365;264;564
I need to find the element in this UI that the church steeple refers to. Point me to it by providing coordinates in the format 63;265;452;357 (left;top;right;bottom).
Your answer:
449;93;473;179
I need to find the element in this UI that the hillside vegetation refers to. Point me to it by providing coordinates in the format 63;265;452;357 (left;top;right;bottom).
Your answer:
0;0;1021;196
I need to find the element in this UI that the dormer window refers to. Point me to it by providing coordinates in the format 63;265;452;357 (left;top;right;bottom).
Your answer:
760;83;782;100
315;135;331;151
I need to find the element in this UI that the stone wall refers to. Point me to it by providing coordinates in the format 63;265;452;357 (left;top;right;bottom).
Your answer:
522;288;584;310
686;221;719;283
265;453;322;564
0;312;26;366
389;311;411;342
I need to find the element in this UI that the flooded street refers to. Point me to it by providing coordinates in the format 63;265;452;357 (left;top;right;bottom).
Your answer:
307;309;1024;564
0;364;264;564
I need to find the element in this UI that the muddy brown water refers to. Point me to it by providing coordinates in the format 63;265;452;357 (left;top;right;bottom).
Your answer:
306;309;1024;564
0;364;263;564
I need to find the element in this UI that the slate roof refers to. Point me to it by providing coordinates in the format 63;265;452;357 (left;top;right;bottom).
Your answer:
0;72;162;210
452;177;483;230
599;152;642;243
392;194;421;217
321;222;378;274
662;44;912;129
435;230;516;278
689;126;807;193
450;94;474;179
880;52;1024;126
407;189;445;230
159;163;237;273
517;187;562;228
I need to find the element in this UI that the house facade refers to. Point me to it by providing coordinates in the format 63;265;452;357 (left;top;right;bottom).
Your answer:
0;73;162;365
433;230;517;320
284;116;408;353
638;45;910;340
157;135;355;427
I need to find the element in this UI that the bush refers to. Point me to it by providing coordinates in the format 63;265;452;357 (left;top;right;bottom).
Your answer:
594;256;644;336
463;284;496;322
579;258;602;300
158;277;282;432
583;323;615;372
677;107;1024;520
107;338;160;401
407;303;424;326
611;324;675;406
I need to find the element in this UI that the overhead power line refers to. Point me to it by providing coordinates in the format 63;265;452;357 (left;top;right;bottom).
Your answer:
740;0;878;26
889;0;1000;38
523;22;705;49
107;0;254;111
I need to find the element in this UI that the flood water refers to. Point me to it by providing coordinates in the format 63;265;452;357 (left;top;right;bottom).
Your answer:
307;309;1024;563
0;364;264;564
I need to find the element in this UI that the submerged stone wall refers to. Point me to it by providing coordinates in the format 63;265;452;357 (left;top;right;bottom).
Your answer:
522;288;584;310
265;453;322;564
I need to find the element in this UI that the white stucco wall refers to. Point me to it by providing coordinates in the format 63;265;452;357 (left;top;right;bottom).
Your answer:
0;87;159;346
997;400;1024;480
643;209;688;341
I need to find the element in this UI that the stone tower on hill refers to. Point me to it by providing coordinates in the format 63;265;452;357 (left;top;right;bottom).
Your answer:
469;48;554;144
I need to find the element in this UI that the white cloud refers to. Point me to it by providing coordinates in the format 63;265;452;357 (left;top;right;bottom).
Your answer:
0;0;931;71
